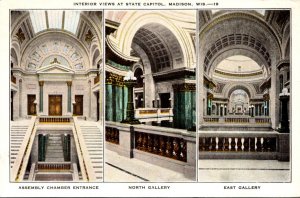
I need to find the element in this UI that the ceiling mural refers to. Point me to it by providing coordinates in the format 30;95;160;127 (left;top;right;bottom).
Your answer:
24;39;86;71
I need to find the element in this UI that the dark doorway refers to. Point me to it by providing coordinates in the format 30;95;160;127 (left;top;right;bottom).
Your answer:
159;93;171;108
73;95;83;116
49;95;62;116
27;94;36;115
96;92;99;121
135;93;143;108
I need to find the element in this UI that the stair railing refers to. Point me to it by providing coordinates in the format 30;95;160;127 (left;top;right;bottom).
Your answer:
72;116;97;181
11;116;37;182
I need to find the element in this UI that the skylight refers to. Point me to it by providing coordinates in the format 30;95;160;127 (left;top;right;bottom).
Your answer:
29;10;81;34
29;11;47;33
48;10;63;29
64;11;81;34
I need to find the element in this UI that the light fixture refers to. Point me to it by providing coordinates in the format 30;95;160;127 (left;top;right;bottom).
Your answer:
124;71;137;81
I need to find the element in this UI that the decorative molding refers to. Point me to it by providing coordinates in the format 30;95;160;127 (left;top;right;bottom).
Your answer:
16;28;25;44
105;71;124;86
173;83;196;92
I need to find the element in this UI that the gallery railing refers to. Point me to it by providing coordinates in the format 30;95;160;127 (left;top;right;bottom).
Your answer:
105;126;119;144
203;116;271;124
198;131;279;159
36;162;72;171
105;121;195;179
134;131;187;162
135;108;173;122
39;116;72;123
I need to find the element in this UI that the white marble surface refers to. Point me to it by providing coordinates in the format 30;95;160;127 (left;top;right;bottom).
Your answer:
104;150;193;182
198;160;290;182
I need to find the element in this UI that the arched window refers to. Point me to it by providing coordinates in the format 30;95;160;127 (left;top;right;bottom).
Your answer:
134;68;143;88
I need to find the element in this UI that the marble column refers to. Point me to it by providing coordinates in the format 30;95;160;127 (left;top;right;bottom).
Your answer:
67;81;72;113
105;83;113;121
39;81;44;113
173;83;196;130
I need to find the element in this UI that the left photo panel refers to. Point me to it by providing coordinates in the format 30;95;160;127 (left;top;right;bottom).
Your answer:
10;10;104;182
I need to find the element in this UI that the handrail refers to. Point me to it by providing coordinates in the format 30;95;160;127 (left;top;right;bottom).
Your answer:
72;117;96;181
11;116;37;182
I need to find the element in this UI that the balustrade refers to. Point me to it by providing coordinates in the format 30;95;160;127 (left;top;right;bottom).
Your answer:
204;117;219;122
225;117;249;123
37;162;71;171
139;109;158;114
199;136;277;152
203;116;271;125
255;118;271;123
105;127;119;144
135;131;187;162
39;117;71;123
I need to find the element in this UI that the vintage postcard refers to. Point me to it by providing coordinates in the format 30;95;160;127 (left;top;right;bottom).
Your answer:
0;0;299;197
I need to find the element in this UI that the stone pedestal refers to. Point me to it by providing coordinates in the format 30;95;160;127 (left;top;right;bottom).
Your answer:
118;125;134;158
279;94;290;133
121;80;140;125
183;133;196;180
278;133;290;161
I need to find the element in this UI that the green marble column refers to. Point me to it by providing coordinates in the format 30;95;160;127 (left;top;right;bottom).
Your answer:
39;81;44;112
63;134;71;161
173;83;196;130
38;134;47;161
115;85;123;122
123;86;128;120
67;81;72;113
105;84;113;121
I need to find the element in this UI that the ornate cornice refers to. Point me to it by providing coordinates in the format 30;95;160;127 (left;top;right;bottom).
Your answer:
105;71;124;86
173;83;196;92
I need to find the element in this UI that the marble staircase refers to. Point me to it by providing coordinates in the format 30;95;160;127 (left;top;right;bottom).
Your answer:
77;120;103;181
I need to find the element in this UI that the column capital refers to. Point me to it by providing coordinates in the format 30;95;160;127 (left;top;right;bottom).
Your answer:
66;81;72;86
39;81;44;86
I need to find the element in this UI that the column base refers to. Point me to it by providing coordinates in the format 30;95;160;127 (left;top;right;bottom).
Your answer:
121;118;141;125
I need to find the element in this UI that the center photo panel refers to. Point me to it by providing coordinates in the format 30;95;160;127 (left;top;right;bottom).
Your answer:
104;10;197;182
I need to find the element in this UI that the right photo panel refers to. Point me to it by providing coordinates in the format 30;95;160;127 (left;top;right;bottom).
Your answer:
198;10;291;182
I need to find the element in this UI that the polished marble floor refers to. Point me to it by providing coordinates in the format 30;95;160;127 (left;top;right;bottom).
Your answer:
104;150;193;182
198;160;291;182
